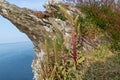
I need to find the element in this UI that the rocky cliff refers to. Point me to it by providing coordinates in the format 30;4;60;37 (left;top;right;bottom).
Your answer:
0;0;74;79
0;0;120;80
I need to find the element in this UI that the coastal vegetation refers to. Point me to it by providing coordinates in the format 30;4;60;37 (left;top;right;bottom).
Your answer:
0;0;120;80
38;0;120;79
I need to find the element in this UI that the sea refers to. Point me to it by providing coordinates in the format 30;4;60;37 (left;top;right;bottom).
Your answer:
0;41;35;80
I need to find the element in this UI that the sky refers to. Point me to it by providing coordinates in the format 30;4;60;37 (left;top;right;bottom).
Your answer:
0;0;46;43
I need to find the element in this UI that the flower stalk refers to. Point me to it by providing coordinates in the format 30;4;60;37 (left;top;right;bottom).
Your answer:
58;5;78;65
71;23;77;64
53;36;58;67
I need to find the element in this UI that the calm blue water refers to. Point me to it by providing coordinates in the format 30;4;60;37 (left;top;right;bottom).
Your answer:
0;42;35;80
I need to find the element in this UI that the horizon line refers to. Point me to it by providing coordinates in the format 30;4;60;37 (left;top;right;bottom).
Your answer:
0;41;33;44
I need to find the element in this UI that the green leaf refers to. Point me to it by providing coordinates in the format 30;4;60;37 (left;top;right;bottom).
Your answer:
74;15;79;26
78;56;85;64
58;5;73;24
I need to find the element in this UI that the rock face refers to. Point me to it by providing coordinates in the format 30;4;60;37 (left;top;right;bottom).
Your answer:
0;1;71;79
0;0;102;80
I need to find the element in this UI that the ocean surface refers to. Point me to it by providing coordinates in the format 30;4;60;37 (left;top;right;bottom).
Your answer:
0;42;35;80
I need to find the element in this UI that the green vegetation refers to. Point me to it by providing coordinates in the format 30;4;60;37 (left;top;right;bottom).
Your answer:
79;1;120;52
38;0;120;79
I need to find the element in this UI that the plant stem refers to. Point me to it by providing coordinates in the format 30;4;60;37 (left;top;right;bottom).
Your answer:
53;36;58;67
72;23;77;64
45;40;50;70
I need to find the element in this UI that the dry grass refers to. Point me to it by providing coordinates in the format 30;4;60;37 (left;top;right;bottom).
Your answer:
79;44;120;80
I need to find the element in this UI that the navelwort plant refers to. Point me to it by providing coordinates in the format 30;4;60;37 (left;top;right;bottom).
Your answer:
38;5;85;80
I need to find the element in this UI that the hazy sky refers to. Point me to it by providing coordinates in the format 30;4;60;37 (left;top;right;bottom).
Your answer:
0;0;46;43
